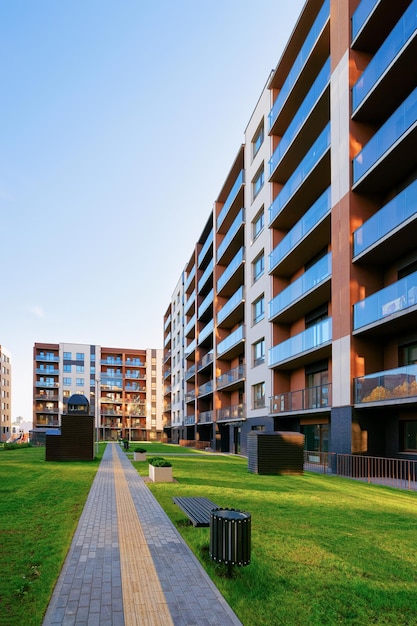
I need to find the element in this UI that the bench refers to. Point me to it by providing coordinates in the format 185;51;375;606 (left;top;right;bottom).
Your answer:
172;496;219;527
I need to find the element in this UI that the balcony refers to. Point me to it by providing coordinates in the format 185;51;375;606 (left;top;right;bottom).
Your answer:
163;368;171;380
268;0;330;133
36;354;59;362
354;365;417;405
185;389;195;403
198;381;213;397
216;364;245;390
35;418;59;427
352;86;417;194
185;338;196;358
217;285;244;329
198;230;213;267
269;318;332;369
184;289;196;314
217;170;244;232
270;382;331;414
352;0;417;122
198;319;214;345
198;410;213;424
198;259;213;293
185;314;196;338
35;393;58;401
353;270;417;333
198;289;213;320
217;403;245;422
353;178;417;264
101;358;122;365
198;351;213;371
185;364;196;380
35;406;59;414
164;332;171;347
269;58;330;182
163;349;171;364
185;415;196;425
185;265;196;291
217;325;244;360
36;368;59;376
269;253;331;323
164;314;171;331
268;123;331;230
217;247;245;297
269;187;331;277
36;381;59;388
217;209;245;264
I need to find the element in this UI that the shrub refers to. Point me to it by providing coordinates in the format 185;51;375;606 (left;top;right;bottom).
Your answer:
133;447;146;453
2;442;32;451
148;457;172;467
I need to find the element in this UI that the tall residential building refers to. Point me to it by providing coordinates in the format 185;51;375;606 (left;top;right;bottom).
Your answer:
33;342;163;442
0;345;12;442
163;0;417;459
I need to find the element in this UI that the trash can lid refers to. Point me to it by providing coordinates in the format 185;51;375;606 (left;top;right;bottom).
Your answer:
212;509;251;521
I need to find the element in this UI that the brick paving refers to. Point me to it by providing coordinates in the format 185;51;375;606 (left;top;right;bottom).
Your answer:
42;443;242;626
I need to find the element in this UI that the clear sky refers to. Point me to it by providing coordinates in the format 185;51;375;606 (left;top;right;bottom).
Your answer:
1;0;305;421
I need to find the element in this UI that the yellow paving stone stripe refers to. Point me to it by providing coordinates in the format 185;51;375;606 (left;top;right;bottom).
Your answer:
112;446;174;626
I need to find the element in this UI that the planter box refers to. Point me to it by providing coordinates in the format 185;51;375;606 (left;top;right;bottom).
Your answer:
133;452;146;462
149;465;173;482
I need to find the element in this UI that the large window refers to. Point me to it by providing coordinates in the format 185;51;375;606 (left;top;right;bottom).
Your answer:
76;378;84;386
253;295;265;325
63;378;71;386
253;252;264;283
63;352;72;360
252;122;264;159
63;364;71;373
252;208;264;241
252;166;264;200
253;338;265;366
253;382;265;409
76;352;84;361
400;421;417;452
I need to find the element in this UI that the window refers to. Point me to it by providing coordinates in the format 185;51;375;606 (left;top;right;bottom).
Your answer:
252;209;264;241
76;365;84;373
76;352;84;361
76;378;84;386
253;252;264;282
253;382;265;409
63;352;72;360
252;166;264;200
253;295;265;324
63;364;71;373
400;421;417;451
253;339;265;366
252;122;264;159
63;378;71;386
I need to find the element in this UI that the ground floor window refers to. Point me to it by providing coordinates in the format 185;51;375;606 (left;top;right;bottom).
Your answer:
303;424;329;452
400;420;417;451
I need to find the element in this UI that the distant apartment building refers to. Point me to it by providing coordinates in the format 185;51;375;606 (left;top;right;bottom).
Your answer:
0;345;12;442
33;342;163;442
163;0;417;460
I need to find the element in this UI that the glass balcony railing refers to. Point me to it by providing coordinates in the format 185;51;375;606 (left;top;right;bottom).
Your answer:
353;179;417;257
198;351;214;371
36;368;59;375
217;325;244;357
185;364;196;380
353;270;417;330
270;382;331;413
270;58;331;175
184;314;196;336
198;381;213;396
164;332;171;347
269;253;331;320
198;230;213;267
217;403;245;422
164;314;171;331
217;247;244;293
185;266;196;291
198;319;214;344
269;124;331;226
352;0;417;113
216;364;245;389
353;86;417;184
217;209;245;262
351;0;378;41
217;170;245;231
198;289;213;318
354;364;417;403
217;285;244;326
184;289;195;312
36;355;59;362
268;0;330;130
185;414;196;424
198;410;213;424
185;338;196;357
269;318;332;367
269;188;331;272
198;259;213;293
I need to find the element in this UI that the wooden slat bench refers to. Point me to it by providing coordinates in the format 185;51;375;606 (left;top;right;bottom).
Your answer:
172;496;219;527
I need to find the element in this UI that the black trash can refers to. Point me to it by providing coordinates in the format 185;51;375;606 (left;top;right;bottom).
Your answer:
210;509;251;568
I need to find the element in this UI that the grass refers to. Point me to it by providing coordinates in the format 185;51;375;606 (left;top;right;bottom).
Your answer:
134;453;417;626
0;444;104;626
2;442;417;625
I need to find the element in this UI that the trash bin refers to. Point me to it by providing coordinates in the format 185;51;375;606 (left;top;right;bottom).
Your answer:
210;509;251;569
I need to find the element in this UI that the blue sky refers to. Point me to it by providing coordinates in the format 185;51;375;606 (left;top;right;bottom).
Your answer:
1;0;304;420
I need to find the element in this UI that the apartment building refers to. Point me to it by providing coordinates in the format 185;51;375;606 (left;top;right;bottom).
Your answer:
33;342;163;442
0;345;12;442
163;0;417;460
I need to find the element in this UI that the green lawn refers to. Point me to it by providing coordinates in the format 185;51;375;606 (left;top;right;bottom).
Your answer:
1;443;417;626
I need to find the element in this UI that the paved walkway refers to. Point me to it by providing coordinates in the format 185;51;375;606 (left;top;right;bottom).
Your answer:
42;443;242;626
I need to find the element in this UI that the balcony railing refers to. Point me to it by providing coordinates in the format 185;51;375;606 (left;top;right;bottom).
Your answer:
217;286;244;326
185;364;196;380
353;270;417;330
185;389;196;403
217;170;244;231
354;365;417;404
268;0;330;129
352;1;417;113
217;247;244;293
185;314;196;337
198;410;213;424
269;318;332;367
269;253;331;320
217;209;245;262
351;0;378;41
198;381;213;397
268;123;331;226
269;187;330;272
216;364;245;389
353;85;417;185
353;179;417;258
270;383;331;414
185;266;196;291
36;381;59;388
184;415;196;425
270;58;330;176
198;230;213;267
217;325;244;358
36;368;59;375
198;319;214;345
185;338;196;357
198;289;213;319
184;289;196;313
36;354;59;362
217;403;245;422
198;259;213;293
198;351;214;371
